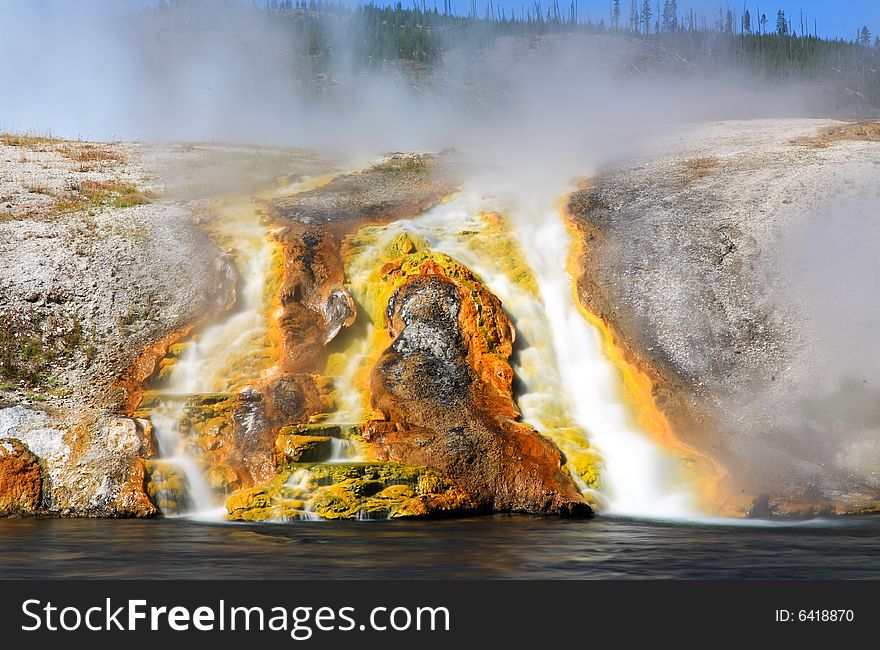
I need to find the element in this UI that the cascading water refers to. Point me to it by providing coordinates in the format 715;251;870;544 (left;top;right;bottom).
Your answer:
146;179;330;517
148;197;276;517
505;191;697;518
339;187;699;518
321;328;372;463
145;169;699;520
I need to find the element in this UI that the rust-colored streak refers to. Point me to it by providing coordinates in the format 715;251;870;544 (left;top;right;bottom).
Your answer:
115;323;205;416
561;197;732;515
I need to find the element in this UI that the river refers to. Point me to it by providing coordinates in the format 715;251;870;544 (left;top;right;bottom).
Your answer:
1;515;877;579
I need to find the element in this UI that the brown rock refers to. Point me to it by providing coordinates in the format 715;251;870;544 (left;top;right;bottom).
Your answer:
180;391;278;495
115;457;157;517
274;223;355;373
368;266;591;516
0;438;42;515
261;154;459;432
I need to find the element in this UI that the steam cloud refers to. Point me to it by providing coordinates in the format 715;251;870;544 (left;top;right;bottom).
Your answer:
0;0;833;171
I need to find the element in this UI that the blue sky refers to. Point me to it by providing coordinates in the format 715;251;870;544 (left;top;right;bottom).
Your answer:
31;0;880;41
440;0;880;39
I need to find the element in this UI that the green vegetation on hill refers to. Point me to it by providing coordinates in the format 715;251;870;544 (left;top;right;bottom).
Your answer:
143;1;880;111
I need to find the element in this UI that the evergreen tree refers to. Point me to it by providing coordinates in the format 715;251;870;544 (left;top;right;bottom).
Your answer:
611;0;620;29
859;25;871;46
661;0;671;31
629;0;639;32
743;9;751;34
776;10;787;36
640;0;651;34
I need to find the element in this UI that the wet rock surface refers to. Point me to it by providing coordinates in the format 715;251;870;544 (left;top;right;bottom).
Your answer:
226;461;474;521
226;157;592;519
0;139;330;516
258;153;461;440
367;266;590;516
568;119;880;515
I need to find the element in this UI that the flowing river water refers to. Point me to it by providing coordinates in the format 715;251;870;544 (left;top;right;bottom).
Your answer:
2;515;878;579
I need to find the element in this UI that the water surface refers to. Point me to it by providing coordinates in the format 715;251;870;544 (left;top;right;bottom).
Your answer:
1;515;877;579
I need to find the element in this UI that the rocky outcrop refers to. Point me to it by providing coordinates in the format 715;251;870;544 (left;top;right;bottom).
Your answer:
226;461;473;521
224;155;591;520
0;438;41;516
259;154;460;428
0;138;335;517
365;258;590;516
274;224;356;373
136;391;277;499
567;119;880;515
0;405;155;516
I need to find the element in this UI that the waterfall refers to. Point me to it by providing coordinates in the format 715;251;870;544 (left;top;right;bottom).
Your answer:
144;177;329;517
342;187;698;518
145;173;699;519
147;197;275;517
149;404;215;515
505;195;697;518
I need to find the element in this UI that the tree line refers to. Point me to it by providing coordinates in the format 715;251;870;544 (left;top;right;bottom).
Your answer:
147;0;880;111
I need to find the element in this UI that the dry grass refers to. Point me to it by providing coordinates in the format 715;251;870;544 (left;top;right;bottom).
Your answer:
7;181;154;222
678;156;720;185
59;142;126;170
0;132;61;149
2;132;150;223
794;121;880;148
26;184;53;196
2;132;126;171
370;156;429;175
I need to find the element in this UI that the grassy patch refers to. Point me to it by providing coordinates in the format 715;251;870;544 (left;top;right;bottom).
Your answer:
794;121;880;148
370;156;429;175
0;132;61;149
59;142;126;170
0;309;90;387
20;180;155;221
26;184;53;196
2;133;125;169
78;180;153;208
1;130;152;221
